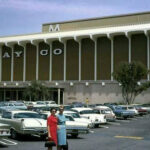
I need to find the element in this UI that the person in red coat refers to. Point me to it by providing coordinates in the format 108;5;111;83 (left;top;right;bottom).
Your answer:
47;108;58;150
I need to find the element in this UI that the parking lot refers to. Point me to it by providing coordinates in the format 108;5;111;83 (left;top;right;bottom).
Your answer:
1;114;150;150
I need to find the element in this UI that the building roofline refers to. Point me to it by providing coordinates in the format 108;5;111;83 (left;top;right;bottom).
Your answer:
43;11;150;26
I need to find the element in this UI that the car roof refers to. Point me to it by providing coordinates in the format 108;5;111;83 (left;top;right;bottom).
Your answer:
5;110;38;114
72;107;92;112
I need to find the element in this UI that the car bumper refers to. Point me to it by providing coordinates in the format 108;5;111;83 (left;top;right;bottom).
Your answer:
20;128;47;136
66;127;89;134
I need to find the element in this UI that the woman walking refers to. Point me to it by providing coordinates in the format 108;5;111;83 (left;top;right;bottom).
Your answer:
47;108;58;150
57;105;67;150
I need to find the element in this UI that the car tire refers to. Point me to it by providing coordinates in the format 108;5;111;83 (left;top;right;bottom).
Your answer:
71;133;78;138
11;129;18;139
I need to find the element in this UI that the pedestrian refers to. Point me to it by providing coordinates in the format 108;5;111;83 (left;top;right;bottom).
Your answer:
47;108;58;150
57;105;68;150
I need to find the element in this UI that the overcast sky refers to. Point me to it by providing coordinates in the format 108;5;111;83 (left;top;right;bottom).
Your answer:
0;0;150;36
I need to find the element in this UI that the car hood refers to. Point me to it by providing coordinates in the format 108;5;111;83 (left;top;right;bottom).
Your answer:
66;121;88;128
74;118;91;123
21;118;47;128
80;114;105;118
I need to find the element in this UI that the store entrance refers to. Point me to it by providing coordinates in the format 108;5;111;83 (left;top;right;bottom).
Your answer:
0;88;64;104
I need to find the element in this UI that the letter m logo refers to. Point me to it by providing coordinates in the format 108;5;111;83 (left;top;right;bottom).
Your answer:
49;24;60;32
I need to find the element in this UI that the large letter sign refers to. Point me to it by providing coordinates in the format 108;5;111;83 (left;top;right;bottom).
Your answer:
3;52;10;58
14;51;22;57
40;50;48;56
53;49;62;55
49;24;60;32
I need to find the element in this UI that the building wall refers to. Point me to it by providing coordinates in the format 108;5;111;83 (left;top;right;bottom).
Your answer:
66;39;79;80
131;33;147;66
81;38;94;80
13;44;24;81
39;42;50;80
114;35;129;71
97;37;111;80
64;83;150;104
52;41;64;80
26;43;36;81
42;12;150;33
2;46;11;81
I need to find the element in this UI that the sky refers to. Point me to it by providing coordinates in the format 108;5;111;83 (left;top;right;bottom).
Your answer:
0;0;150;36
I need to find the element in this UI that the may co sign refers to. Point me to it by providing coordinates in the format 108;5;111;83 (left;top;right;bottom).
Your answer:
3;49;63;58
53;49;63;55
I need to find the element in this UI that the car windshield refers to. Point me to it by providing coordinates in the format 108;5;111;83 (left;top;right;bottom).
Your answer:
128;107;134;109
13;112;43;119
80;110;96;114
14;103;25;106
115;106;122;110
65;115;74;121
121;107;127;110
70;113;80;118
103;109;112;113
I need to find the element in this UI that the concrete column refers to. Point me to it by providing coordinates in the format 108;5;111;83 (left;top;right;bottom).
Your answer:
49;43;52;82
0;45;2;82
11;46;14;82
94;39;97;81
128;36;131;63
23;46;26;82
79;41;81;81
111;38;114;81
146;34;150;80
58;88;61;105
64;41;66;81
36;44;39;80
63;90;64;105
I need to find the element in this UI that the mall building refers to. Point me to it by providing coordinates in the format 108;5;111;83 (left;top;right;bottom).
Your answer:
0;11;150;104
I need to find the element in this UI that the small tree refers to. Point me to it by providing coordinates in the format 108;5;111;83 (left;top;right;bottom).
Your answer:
113;62;150;104
23;81;50;101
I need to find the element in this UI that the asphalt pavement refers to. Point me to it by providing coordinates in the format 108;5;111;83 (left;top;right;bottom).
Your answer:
1;115;150;150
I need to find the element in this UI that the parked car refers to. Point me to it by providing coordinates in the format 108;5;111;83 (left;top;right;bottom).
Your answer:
63;110;94;128
94;106;116;122
0;110;47;139
0;123;17;146
133;105;148;116
0;102;27;110
109;105;135;119
120;105;139;116
72;108;107;127
65;115;89;138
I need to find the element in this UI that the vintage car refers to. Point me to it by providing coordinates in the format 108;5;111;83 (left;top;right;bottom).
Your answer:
120;105;139;115
40;112;89;138
133;105;148;116
94;106;116;122
0;123;17;146
0;102;27;110
63;110;94;128
109;105;135;119
72;108;107;127
0;110;47;139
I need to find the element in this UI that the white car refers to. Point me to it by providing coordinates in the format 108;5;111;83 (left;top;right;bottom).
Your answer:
0;110;47;139
94;106;116;122
0;123;17;146
72;108;107;127
63;110;94;128
120;105;139;115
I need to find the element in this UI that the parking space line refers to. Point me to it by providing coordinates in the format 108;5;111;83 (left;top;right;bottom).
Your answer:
107;122;120;125
100;125;109;128
114;136;144;140
117;120;130;123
